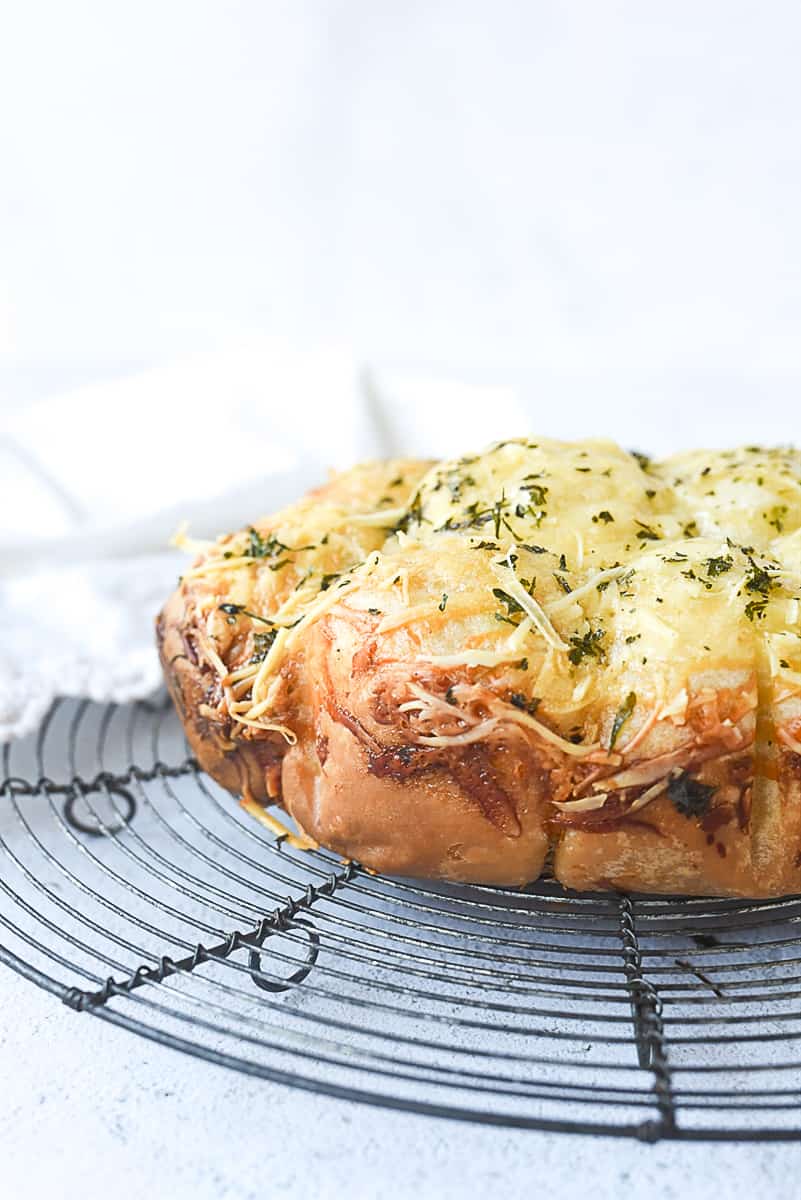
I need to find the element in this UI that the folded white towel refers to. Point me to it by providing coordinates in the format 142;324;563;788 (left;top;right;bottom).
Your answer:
0;338;528;739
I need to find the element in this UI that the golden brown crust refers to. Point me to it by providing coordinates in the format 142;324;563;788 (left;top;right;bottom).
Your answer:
158;443;801;896
158;576;797;892
555;751;801;897
279;607;550;884
157;588;283;801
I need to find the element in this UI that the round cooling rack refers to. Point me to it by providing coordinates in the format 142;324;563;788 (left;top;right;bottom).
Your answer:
1;695;800;1142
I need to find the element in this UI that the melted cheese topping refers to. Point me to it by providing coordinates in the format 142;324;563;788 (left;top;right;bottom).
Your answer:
177;440;801;761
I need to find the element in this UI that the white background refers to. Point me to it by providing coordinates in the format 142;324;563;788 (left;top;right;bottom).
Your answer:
2;1;801;443
2;3;801;1196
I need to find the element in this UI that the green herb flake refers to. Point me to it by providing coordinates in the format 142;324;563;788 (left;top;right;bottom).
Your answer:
492;587;525;618
245;528;313;559
509;692;541;716
667;771;717;819
249;629;278;663
395;491;424;534
635;520;662;541
767;505;789;533
567;626;606;666
609;692;636;750
704;555;733;577
743;556;780;610
745;598;769;621
218;602;276;628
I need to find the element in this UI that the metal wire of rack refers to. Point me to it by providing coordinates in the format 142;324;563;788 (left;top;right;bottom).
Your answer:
1;693;800;1141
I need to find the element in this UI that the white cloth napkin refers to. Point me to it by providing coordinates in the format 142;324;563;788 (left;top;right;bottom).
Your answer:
0;338;527;740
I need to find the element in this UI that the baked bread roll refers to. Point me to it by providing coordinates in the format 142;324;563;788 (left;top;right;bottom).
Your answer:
158;439;801;897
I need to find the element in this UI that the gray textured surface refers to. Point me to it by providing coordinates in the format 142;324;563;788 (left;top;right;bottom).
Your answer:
1;967;799;1200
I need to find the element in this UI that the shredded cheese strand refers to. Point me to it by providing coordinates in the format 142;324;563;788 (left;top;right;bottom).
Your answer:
553;794;608;813
626;777;670;813
496;703;601;757
249;627;292;708
347;506;408;526
547;565;628;615
416;719;501;747
491;555;568;651
239;798;317;848
229;714;297;742
235;551;384;727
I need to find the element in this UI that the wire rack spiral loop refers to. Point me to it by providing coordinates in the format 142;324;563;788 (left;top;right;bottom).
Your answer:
1;694;800;1141
249;918;321;993
64;780;137;837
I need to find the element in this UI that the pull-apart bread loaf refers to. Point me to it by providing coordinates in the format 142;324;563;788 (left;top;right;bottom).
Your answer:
158;439;801;896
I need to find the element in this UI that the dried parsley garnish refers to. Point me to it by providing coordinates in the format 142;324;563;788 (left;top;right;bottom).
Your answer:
704;555;733;577
520;479;549;507
609;692;636;750
509;692;541;716
667;771;716;819
245;528;314;559
492;587;525;619
247;528;286;558
767;505;788;532
567;626;606;666
745;598;769;621
635;520;662;541
394;491;424;533
249;629;278;664
742;554;780;620
744;556;778;596
218;603;275;626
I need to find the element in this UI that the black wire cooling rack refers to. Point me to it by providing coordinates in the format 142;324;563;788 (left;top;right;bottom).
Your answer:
1;693;800;1142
